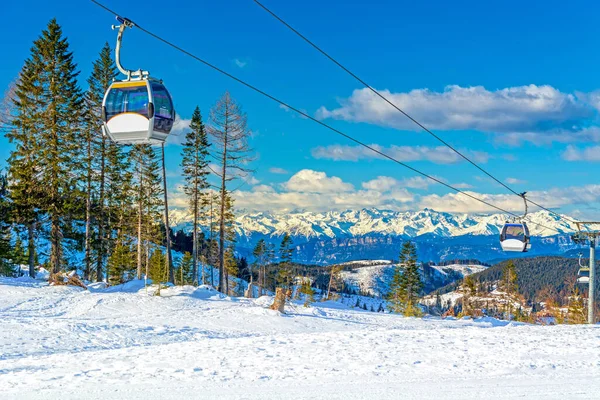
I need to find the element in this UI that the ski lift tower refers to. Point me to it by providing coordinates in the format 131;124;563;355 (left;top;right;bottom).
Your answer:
571;222;600;324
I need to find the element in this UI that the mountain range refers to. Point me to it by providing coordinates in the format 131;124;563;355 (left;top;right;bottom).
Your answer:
171;208;583;264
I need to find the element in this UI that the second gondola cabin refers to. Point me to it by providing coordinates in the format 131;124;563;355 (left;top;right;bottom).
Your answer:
102;79;175;145
500;222;531;252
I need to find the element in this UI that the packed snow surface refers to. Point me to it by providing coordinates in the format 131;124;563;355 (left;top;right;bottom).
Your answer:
1;277;599;399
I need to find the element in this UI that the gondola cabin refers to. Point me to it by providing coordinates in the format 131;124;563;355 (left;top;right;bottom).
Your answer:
500;222;531;252
102;79;175;145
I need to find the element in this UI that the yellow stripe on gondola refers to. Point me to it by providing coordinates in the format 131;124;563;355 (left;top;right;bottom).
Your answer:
107;112;149;123
110;81;148;88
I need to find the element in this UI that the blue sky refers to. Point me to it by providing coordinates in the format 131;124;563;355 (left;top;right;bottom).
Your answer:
2;0;600;217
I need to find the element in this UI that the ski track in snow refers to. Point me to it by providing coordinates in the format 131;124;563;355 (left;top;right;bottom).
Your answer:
1;277;600;399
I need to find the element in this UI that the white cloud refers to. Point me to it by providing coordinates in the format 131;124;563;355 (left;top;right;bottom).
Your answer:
165;114;191;145
453;182;474;189
362;176;399;191
362;176;437;190
317;85;592;134
562;145;600;162
505;177;526;184
494;126;600;147
170;165;600;215
284;169;354;193
419;185;600;213
311;144;489;165
269;167;289;174
252;184;275;193
234;58;247;68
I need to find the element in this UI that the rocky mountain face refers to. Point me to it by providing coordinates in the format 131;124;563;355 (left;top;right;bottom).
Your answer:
171;208;581;264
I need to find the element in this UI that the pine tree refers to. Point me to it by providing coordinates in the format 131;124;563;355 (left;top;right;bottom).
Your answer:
502;260;518;320
207;92;253;293
178;252;194;285
461;275;477;317
387;241;423;316
84;43;118;282
148;249;167;284
387;264;404;313
181;106;210;285
299;278;315;307
252;239;267;296
107;239;134;285
12;236;28;266
10;19;84;274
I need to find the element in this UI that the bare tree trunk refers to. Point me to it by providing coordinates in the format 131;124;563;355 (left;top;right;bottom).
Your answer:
50;215;62;274
84;153;92;281
192;189;198;285
326;267;334;300
162;144;174;284
136;168;143;279
218;136;228;293
96;139;106;283
210;196;215;287
28;222;35;278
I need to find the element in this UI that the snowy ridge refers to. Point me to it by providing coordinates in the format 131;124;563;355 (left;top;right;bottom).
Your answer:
171;208;578;240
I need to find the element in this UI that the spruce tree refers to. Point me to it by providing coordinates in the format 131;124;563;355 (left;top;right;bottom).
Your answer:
181;106;210;285
107;239;134;285
387;264;404;313
178;252;194;285
387;241;422;316
84;43;118;282
10;19;84;274
148;249;167;283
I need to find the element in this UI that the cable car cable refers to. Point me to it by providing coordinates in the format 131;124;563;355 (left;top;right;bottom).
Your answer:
89;0;562;234
251;0;584;227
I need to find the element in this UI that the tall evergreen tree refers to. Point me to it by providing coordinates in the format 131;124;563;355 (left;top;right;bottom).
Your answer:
181;106;210;285
10;19;83;274
388;241;423;316
84;43;118;282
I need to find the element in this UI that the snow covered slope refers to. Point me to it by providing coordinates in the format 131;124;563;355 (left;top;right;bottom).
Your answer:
339;261;488;297
3;277;597;400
